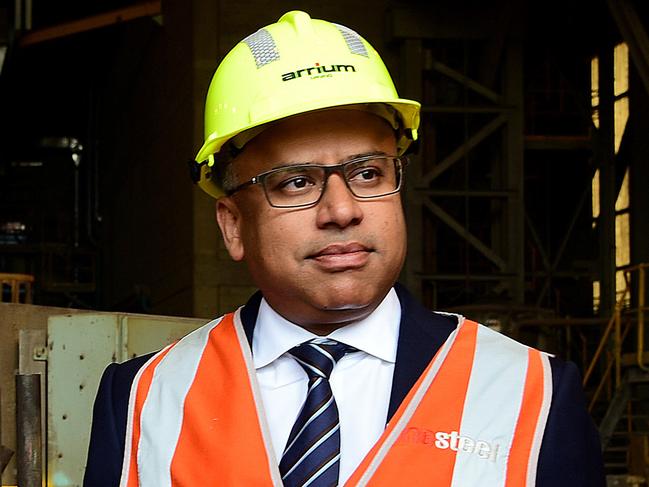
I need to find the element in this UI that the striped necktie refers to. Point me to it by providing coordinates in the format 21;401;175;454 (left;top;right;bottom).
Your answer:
279;339;355;487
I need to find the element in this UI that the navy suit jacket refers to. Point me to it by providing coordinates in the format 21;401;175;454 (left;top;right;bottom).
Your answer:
84;285;605;486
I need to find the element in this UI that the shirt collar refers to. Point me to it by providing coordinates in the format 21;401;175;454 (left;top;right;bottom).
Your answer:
252;288;401;369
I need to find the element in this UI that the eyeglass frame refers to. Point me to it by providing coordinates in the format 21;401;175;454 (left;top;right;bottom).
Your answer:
224;154;408;209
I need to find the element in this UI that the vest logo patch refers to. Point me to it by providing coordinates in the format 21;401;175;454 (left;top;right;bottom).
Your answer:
399;427;500;462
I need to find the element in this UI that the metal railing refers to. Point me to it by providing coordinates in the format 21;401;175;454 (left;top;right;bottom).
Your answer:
584;263;649;411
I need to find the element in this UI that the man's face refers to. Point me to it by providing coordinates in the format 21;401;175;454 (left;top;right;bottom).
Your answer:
216;109;407;333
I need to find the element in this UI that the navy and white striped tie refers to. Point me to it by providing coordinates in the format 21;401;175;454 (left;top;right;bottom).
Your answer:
279;339;355;487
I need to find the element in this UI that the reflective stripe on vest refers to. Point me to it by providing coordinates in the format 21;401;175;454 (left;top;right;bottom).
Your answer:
120;310;552;487
119;311;281;486
347;317;552;487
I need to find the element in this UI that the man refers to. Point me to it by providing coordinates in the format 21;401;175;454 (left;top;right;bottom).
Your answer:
84;11;604;487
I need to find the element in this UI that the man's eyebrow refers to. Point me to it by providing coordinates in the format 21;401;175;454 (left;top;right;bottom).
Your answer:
269;151;389;171
343;150;388;162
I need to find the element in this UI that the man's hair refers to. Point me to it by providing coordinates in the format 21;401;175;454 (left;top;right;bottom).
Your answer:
221;162;236;194
213;142;241;194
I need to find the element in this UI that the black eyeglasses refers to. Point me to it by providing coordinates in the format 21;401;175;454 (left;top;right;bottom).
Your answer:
226;155;407;208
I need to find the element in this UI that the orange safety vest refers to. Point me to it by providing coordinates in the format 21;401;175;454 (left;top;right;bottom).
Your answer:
120;309;552;487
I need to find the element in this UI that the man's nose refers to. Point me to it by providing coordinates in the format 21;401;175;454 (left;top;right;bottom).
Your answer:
315;173;363;229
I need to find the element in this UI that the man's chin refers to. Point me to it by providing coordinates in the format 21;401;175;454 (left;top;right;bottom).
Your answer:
311;290;384;322
297;301;375;335
319;299;369;312
310;274;394;309
262;278;393;330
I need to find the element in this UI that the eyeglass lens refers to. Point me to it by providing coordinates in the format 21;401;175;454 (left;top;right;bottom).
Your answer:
263;156;401;208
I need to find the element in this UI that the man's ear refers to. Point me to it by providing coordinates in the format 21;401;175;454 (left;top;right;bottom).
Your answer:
216;197;245;261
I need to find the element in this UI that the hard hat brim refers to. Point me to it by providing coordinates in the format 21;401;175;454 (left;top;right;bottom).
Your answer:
195;98;420;164
194;98;420;199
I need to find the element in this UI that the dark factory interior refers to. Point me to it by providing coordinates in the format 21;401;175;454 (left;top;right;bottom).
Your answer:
1;0;648;485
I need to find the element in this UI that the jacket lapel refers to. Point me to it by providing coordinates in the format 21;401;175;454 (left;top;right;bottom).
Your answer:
240;290;263;346
388;284;457;421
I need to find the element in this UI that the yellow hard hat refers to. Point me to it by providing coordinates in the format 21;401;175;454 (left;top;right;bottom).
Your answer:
192;10;421;198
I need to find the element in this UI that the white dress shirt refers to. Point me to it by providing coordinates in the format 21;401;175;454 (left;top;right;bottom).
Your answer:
252;288;401;485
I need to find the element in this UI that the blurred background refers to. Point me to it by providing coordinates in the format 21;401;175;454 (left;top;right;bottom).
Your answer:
1;0;649;485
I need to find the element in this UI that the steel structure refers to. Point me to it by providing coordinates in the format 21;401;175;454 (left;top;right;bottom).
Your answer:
392;6;525;309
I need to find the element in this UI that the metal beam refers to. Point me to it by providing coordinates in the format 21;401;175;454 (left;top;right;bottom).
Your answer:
422;114;507;185
430;60;503;104
598;47;618;316
393;3;526;307
598;376;630;450
420;273;515;281
530;270;597;279
629;57;649;301
502;43;525;304
524;135;593;151
401;38;425;299
422;106;513;114
18;1;162;47
15;374;42;487
420;189;513;198
607;0;649;97
424;198;507;270
388;6;499;41
534;181;592;307
524;212;551;273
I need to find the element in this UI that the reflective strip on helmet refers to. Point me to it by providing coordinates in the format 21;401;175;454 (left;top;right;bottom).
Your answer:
242;28;280;68
333;23;369;58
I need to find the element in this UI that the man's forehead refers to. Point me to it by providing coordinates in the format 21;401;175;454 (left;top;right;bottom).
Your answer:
237;109;397;168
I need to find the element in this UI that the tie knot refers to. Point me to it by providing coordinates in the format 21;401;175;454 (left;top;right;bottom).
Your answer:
288;339;354;380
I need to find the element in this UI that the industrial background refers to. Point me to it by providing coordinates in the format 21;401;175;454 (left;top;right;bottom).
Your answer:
0;0;648;485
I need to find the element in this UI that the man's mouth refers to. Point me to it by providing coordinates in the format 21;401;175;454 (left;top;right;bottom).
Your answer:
308;242;373;270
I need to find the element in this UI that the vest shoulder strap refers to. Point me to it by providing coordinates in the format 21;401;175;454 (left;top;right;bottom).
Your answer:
120;310;281;487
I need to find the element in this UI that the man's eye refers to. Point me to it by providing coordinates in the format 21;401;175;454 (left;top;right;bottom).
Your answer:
349;167;382;182
279;176;316;192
